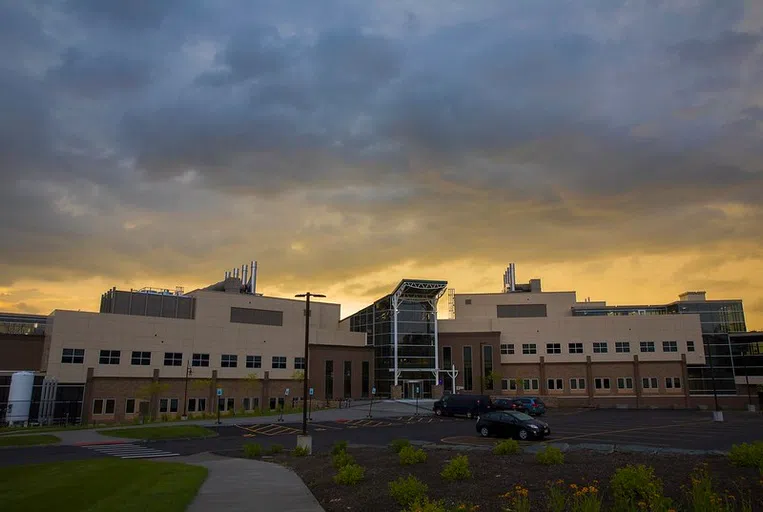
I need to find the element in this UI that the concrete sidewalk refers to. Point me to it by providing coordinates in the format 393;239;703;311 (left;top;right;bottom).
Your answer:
176;453;324;512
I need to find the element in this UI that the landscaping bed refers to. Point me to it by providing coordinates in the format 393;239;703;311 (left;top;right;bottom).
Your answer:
270;444;763;511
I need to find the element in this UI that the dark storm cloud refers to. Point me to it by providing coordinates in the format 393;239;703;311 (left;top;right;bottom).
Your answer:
1;0;763;293
46;48;154;97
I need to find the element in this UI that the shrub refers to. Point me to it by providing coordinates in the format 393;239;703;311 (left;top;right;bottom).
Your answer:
728;441;763;469
610;464;672;512
293;445;310;457
269;443;284;454
331;440;348;456
388;475;428;507
332;450;355;469
536;445;564;465
243;443;262;458
399;446;428;465
391;438;412;453
333;463;365;485
441;454;472;481
493;439;521;455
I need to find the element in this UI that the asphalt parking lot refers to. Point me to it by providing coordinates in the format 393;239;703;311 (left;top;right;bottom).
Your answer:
443;408;763;451
1;408;760;467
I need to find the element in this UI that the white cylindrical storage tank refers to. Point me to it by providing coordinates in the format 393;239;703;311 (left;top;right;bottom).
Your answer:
7;371;35;425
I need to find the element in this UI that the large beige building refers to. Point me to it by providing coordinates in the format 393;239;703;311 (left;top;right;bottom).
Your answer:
1;263;760;425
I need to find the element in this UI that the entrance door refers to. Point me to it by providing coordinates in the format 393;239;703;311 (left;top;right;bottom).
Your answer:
405;381;422;399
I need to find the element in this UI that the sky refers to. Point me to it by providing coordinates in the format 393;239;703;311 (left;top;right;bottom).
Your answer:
1;0;763;329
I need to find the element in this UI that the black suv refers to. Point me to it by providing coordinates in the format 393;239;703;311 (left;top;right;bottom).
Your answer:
433;394;493;419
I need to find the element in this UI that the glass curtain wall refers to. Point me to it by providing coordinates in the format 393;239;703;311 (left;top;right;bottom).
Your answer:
672;301;747;395
346;294;439;397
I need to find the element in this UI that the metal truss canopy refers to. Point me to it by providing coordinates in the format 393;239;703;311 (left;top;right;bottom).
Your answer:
391;279;448;303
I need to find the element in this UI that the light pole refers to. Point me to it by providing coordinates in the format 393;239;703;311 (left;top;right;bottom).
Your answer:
182;360;192;420
296;292;325;441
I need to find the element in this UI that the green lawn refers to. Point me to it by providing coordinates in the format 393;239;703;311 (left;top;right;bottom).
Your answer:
0;459;207;512
0;434;60;447
98;425;216;440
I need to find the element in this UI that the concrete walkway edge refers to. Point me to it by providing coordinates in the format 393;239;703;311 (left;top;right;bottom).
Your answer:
175;453;325;512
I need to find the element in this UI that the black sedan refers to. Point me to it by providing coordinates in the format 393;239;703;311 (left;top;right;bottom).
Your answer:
475;410;550;440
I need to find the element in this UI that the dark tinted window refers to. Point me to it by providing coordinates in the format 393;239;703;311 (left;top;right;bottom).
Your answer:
496;304;547;318
230;307;283;326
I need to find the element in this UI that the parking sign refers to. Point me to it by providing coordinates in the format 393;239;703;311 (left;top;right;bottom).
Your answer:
216;388;223;396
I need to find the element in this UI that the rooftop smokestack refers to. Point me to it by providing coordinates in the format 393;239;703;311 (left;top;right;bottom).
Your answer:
250;260;258;294
242;264;248;291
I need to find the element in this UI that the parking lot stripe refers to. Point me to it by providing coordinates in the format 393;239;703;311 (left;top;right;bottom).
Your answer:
550;418;712;443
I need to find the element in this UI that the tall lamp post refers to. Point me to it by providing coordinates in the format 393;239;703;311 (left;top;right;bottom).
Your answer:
182;360;192;420
295;292;325;451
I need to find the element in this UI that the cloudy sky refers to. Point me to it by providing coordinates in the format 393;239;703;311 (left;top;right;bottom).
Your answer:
2;0;763;329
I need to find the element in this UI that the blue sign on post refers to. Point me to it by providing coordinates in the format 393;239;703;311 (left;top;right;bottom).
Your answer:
309;387;314;396
216;388;223;397
415;387;420;394
372;387;376;395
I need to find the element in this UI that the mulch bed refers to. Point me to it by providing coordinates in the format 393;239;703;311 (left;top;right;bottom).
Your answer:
276;447;763;512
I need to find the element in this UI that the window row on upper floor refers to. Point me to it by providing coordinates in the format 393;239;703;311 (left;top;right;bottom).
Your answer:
499;340;695;356
60;348;304;370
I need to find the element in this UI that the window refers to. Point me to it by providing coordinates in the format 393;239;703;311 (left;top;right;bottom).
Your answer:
465;299;472;305
569;378;585;390
522;378;539;390
61;348;85;364
294;357;305;370
160;398;179;413
501;378;518;391
463;346;473;391
125;399;136;414
594;378;611;390
640;341;655;353
188;398;197;412
642;377;659;389
343;361;352;398
362;361;370;397
325;360;334;399
269;397;277;410
497;304;547;318
546;343;561;354
189;398;207;412
230;307;283;326
568;343;583;354
164;352;182;366
93;399;115;415
483;345;493;390
593;342;608;354
242;397;257;411
192;353;210;367
221;354;238;368
131;351;151;366
687;341;695;352
662;341;678;353
226;398;234;411
615;342;630;353
665;377;681;389
246;355;262;368
442;346;453;366
272;356;287;369
617;377;633;389
500;344;515;355
522;344;537;355
547;378;563;390
98;350;120;365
